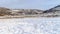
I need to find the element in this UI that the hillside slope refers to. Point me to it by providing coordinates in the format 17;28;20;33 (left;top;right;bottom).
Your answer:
43;5;60;17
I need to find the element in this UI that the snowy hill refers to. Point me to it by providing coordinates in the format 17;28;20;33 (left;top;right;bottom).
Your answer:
42;5;60;17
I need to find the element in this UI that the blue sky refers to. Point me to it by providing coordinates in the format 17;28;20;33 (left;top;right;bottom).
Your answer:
0;0;60;10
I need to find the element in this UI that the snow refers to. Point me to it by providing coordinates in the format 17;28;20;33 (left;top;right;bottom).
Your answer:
0;17;60;34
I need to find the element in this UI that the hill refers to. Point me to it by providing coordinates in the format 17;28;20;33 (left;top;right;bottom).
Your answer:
0;7;11;16
43;5;60;17
0;7;44;18
11;9;43;16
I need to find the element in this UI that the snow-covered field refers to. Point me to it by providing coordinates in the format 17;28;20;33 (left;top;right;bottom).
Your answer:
0;17;60;34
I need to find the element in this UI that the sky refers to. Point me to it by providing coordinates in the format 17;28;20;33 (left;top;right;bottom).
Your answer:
0;0;60;10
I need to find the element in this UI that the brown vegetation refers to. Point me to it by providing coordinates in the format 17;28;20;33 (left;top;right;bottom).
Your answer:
0;7;11;16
